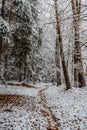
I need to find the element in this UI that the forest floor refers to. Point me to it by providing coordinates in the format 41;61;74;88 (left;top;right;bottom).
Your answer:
0;83;87;130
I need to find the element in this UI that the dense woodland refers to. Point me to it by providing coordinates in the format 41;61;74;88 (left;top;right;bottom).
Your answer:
0;0;87;89
0;0;43;84
0;0;87;130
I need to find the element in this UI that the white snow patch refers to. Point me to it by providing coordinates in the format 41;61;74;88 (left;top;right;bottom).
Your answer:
45;85;87;130
0;84;38;97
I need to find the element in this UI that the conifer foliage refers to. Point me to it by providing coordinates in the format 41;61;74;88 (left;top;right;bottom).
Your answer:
0;0;42;83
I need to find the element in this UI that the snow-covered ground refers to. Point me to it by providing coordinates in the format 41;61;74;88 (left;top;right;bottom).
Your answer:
45;85;87;130
0;84;55;130
0;83;87;130
0;84;38;97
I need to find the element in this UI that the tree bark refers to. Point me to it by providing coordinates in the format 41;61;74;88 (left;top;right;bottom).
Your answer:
54;0;71;90
3;55;8;81
55;32;61;86
1;0;6;18
9;1;14;27
18;62;22;82
23;62;27;83
71;0;86;87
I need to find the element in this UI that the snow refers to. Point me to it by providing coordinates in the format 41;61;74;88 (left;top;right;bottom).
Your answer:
0;84;38;97
0;16;12;45
35;82;53;88
0;84;53;130
0;83;87;130
45;85;87;130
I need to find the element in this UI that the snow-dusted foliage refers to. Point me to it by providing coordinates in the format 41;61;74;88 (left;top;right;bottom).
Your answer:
0;0;43;83
0;17;12;45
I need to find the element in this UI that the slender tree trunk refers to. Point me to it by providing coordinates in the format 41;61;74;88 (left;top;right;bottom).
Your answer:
54;0;71;90
4;55;8;81
9;1;14;27
0;39;3;63
23;62;27;83
55;30;61;86
71;0;86;87
18;62;22;82
1;0;6;18
0;38;5;80
67;44;70;68
0;39;3;80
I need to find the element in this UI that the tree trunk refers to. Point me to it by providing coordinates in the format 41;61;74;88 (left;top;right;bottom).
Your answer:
0;38;4;81
18;62;22;82
54;0;71;90
55;32;61;86
1;0;6;18
71;0;86;87
9;1;14;27
23;62;27;83
4;55;8;81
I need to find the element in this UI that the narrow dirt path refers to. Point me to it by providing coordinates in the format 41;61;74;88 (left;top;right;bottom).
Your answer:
38;87;60;130
0;84;61;130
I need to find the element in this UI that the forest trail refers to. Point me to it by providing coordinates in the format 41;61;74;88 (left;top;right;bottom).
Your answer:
0;84;87;130
0;84;61;130
38;86;60;130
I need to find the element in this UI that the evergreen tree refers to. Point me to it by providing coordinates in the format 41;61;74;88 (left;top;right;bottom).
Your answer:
0;0;42;83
